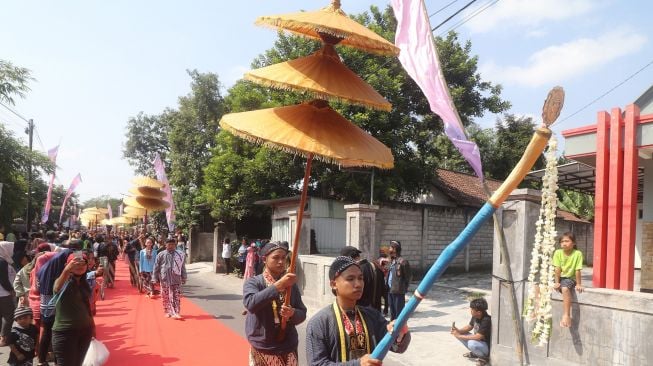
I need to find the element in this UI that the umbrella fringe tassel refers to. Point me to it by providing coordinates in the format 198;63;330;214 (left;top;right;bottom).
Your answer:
254;19;396;57
220;124;390;170
243;75;391;112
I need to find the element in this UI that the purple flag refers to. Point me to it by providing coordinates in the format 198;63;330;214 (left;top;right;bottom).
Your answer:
41;146;59;224
59;173;82;223
107;202;113;219
153;153;176;231
391;0;484;180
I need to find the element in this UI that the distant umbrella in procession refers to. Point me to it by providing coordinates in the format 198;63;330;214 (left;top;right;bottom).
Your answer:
221;0;397;338
80;207;106;229
59;173;82;224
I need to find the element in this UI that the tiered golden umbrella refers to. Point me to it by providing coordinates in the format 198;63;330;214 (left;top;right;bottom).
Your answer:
80;207;106;229
255;0;399;56
124;176;170;226
220;0;397;336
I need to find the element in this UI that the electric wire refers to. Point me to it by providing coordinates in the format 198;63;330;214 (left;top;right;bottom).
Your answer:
0;109;26;130
439;0;500;36
552;58;653;127
428;0;459;18
0;100;30;124
432;0;479;31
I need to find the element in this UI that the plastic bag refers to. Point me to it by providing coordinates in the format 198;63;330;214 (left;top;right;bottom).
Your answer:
83;338;110;366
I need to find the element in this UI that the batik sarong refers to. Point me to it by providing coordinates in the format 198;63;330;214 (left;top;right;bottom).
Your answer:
161;283;181;315
249;348;298;366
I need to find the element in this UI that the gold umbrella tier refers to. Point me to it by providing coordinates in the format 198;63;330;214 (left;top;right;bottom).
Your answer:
131;176;165;189
129;186;166;199
255;1;399;56
124;206;147;215
124;196;170;211
220;99;393;169
245;43;391;111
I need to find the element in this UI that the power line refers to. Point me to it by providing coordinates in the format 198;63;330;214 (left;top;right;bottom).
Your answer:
553;58;653;127
432;0;479;31
0;109;26;130
0;100;30;124
34;125;46;152
439;0;500;36
429;0;459;18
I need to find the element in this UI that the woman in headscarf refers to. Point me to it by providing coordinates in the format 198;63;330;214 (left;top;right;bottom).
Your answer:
0;241;16;347
243;241;306;366
306;256;411;366
28;246;55;366
243;243;258;280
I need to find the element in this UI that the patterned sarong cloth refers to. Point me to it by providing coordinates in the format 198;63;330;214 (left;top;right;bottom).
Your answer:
249;348;298;366
161;283;181;316
140;272;153;294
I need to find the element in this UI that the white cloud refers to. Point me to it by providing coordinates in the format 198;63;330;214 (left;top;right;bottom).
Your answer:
464;0;598;34
480;29;647;87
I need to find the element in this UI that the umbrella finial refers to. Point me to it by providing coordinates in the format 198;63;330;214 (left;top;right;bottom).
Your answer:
331;0;341;10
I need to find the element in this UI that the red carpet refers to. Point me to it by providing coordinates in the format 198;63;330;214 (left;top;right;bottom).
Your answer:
94;258;249;365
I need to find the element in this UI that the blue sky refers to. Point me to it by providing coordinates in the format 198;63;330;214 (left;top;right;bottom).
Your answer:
1;0;652;201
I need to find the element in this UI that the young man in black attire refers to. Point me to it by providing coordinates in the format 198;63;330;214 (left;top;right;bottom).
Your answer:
339;246;386;312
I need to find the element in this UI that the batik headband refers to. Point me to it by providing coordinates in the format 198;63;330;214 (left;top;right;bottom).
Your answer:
329;256;360;280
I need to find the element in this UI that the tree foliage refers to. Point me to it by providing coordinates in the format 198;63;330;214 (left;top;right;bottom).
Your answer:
201;6;511;223
558;189;594;221
0;60;34;106
123;111;172;175
484;114;545;181
0;124;53;228
123;70;227;230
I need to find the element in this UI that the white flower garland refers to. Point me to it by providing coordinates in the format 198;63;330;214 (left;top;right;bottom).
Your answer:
524;134;558;346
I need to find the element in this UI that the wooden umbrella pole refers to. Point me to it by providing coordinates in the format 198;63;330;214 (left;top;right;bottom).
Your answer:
279;153;313;337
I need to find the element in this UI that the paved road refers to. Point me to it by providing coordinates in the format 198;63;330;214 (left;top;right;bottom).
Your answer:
184;262;489;366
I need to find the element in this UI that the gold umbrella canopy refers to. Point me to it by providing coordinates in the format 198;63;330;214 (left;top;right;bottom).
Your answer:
220;99;394;169
82;207;104;215
255;0;399;56
131;176;165;189
124;196;170;211
123;212;144;220
245;43;391;111
110;217;130;225
124;206;147;215
128;186;166;199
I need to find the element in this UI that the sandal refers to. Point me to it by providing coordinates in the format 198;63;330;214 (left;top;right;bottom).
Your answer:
463;352;478;358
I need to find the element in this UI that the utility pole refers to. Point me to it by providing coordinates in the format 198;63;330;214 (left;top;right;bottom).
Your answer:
25;119;34;233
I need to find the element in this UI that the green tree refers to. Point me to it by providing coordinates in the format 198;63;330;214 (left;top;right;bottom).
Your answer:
123;70;227;231
483;114;545;181
0;124;53;228
167;70;226;229
201;6;510;223
558;189;594;221
123;111;172;175
0;60;33;105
